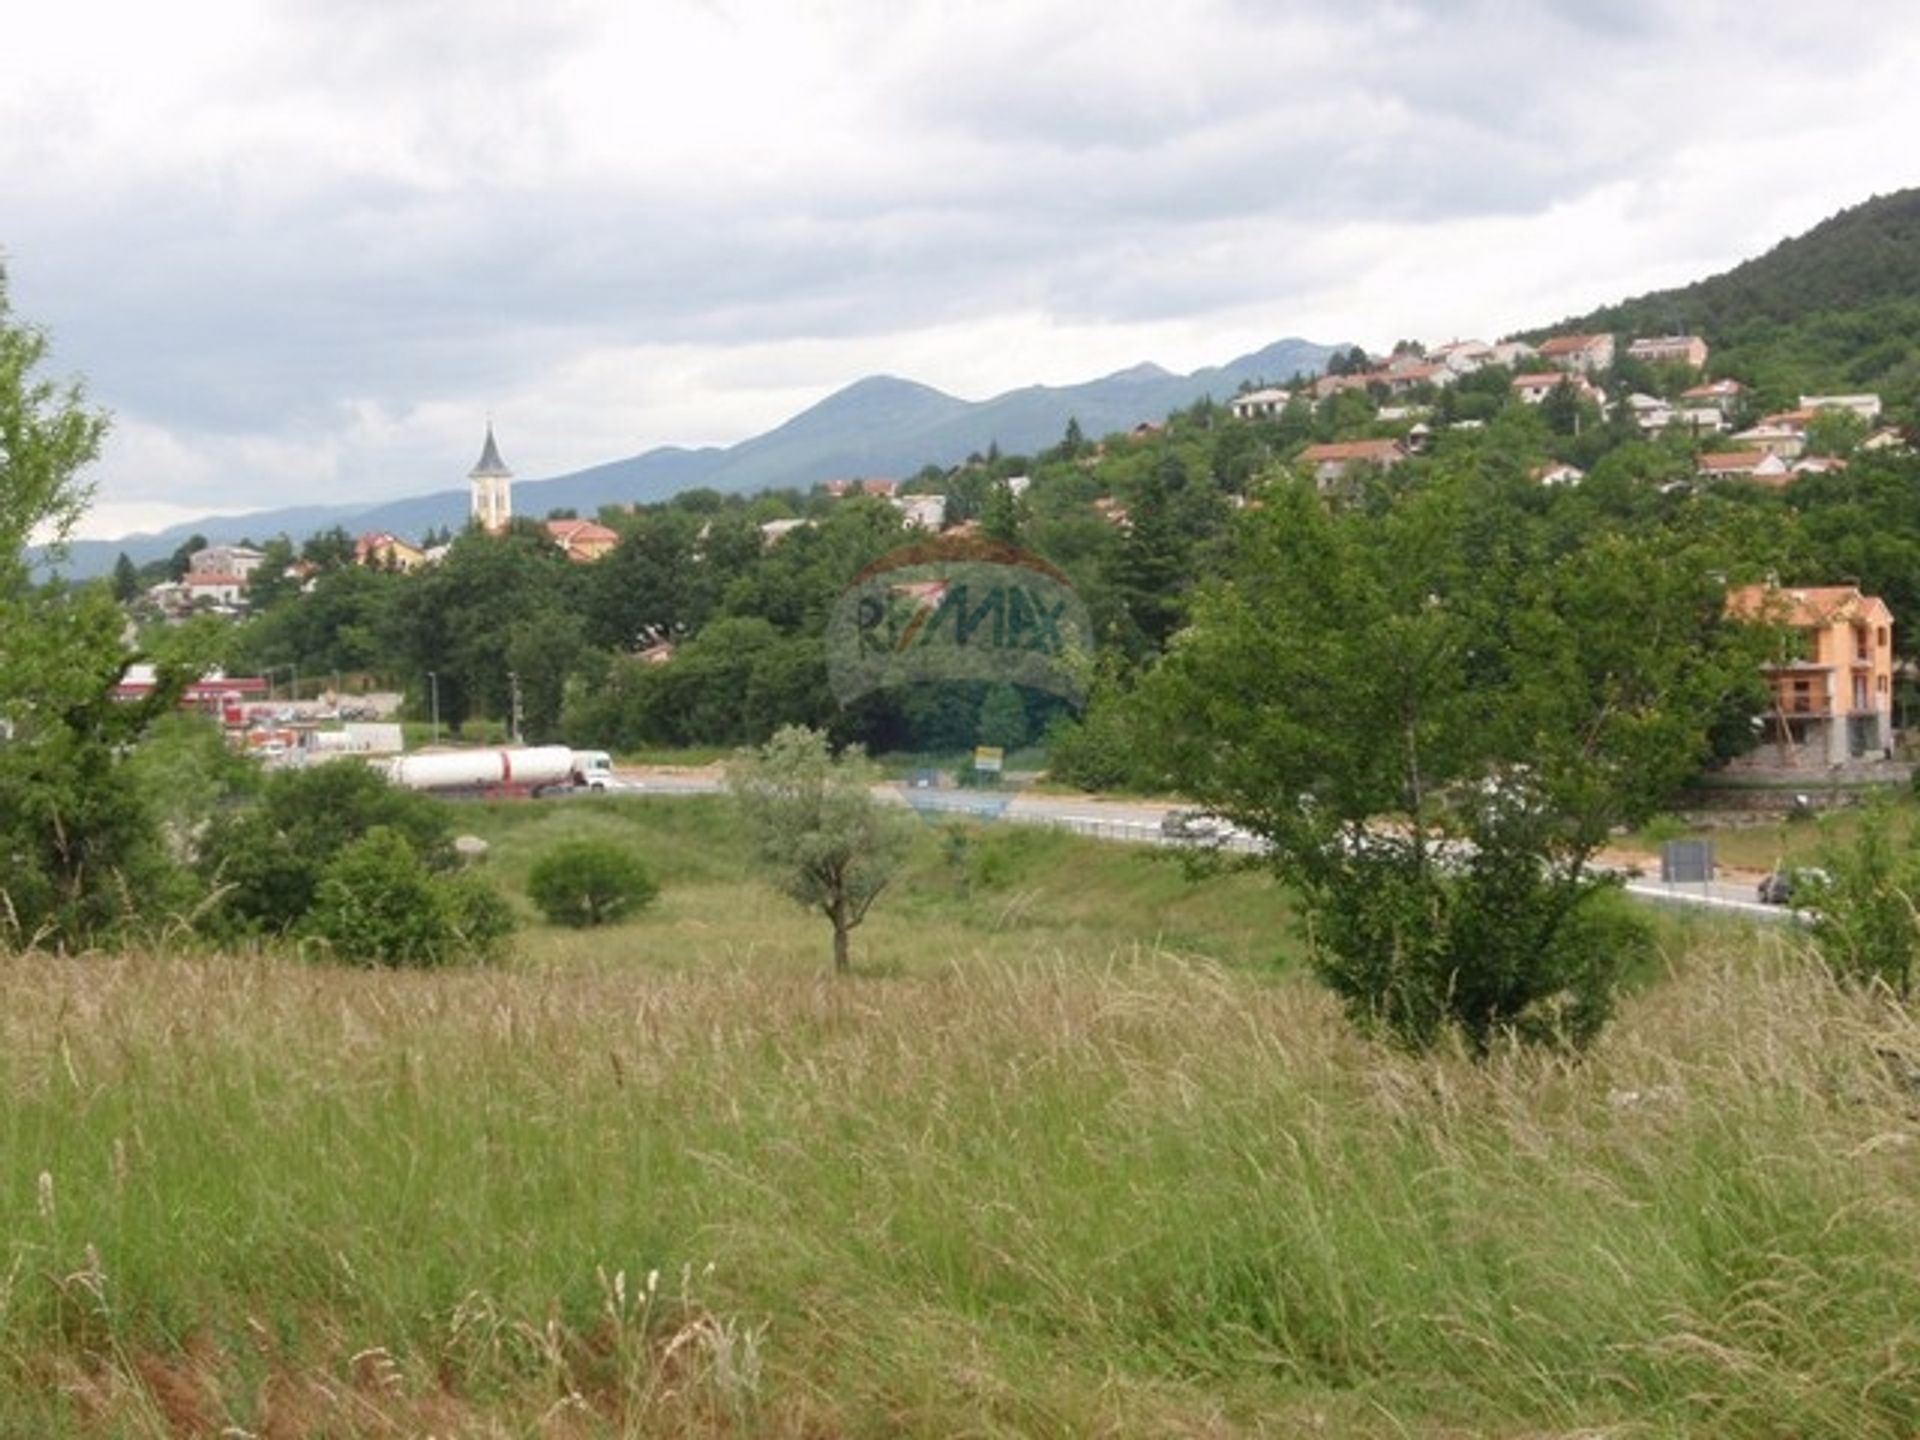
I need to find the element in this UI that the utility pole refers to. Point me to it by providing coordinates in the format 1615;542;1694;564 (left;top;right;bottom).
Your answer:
427;671;439;746
508;670;523;744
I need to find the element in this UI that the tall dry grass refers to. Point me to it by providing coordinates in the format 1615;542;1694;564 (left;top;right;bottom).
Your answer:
2;917;1918;1436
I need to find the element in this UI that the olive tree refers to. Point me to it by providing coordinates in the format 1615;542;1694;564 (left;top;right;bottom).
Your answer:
727;725;912;974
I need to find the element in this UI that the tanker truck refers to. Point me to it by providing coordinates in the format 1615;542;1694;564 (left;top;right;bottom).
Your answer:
384;746;614;797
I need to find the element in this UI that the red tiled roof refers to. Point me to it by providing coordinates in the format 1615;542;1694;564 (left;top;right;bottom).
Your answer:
1727;583;1892;629
1697;450;1769;472
1538;333;1608;354
1299;440;1405;462
544;518;619;543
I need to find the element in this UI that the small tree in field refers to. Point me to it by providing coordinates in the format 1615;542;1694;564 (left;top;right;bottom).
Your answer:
727;726;912;974
527;840;658;927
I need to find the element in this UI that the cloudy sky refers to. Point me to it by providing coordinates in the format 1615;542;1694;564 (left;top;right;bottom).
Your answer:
6;0;1917;538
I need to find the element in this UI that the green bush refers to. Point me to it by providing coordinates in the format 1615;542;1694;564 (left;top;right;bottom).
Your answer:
197;761;453;937
441;870;520;961
1813;804;1917;996
304;826;511;967
526;840;659;928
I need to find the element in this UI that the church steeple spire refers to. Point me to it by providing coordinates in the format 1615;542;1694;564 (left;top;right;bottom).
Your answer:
469;422;513;533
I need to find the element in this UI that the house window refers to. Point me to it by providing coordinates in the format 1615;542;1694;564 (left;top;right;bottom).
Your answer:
1879;627;1890;649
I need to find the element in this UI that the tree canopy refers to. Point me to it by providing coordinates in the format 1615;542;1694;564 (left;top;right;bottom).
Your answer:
1134;468;1772;1052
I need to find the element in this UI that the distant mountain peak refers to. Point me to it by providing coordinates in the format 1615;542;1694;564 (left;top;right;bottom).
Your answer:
1101;361;1174;383
42;334;1341;577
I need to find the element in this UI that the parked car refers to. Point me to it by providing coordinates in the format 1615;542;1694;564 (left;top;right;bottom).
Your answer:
1757;866;1830;906
1160;808;1234;841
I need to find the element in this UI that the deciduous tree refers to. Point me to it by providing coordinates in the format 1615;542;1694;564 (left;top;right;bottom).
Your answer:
727;726;912;974
1138;471;1769;1053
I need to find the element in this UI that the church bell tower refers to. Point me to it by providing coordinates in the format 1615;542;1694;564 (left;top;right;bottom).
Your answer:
469;422;513;533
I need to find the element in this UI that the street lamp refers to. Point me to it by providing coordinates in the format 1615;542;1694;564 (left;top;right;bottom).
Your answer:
426;670;440;746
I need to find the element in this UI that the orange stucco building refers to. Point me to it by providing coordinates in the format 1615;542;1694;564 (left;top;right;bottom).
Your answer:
1726;582;1896;765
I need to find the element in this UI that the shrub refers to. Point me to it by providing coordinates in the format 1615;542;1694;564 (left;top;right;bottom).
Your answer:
197;761;454;937
304;826;511;967
1812;804;1918;996
527;840;659;928
441;870;519;961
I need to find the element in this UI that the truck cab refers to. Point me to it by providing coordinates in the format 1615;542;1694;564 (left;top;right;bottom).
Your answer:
572;750;614;791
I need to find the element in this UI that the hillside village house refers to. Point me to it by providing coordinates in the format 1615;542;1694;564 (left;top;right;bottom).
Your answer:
1537;333;1615;372
823;477;900;499
1487;340;1537;368
1626;335;1710;368
1732;413;1811;460
1429;339;1494;373
1697;450;1791;484
1727;582;1895;766
1296;439;1406;488
543;517;620;562
153;571;248;613
1683;378;1746;413
1624;392;1675;431
892;494;949;531
1512;372;1602;406
1802;394;1884;422
188;544;267;579
1531;462;1585;486
1378;362;1455;394
1230;386;1291;420
355;531;427;572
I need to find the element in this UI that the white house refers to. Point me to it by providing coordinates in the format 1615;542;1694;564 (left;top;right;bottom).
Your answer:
1800;394;1883;422
892;494;949;531
1697;450;1792;484
180;572;249;608
187;544;267;579
1512;372;1601;406
1230;386;1291;421
1732;418;1808;460
1429;340;1493;374
1624;392;1675;432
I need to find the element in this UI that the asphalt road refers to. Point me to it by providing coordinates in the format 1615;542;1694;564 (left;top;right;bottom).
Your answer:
610;766;1800;923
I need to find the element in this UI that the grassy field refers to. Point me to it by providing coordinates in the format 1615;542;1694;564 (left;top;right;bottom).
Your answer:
1621;794;1917;872
3;799;1919;1436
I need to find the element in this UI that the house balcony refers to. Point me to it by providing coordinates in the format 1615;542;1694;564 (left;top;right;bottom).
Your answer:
1769;695;1833;718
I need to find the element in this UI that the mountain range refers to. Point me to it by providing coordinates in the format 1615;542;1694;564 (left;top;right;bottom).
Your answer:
43;337;1339;579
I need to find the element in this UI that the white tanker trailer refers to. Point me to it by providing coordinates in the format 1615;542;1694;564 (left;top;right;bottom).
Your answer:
384;746;613;797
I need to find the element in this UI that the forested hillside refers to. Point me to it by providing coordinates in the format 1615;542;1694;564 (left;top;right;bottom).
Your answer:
1538;188;1920;414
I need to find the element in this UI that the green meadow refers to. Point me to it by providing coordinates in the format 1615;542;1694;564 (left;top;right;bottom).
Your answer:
3;797;1917;1436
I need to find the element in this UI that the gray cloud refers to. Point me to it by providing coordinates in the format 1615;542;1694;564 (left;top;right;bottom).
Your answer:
3;0;1915;523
